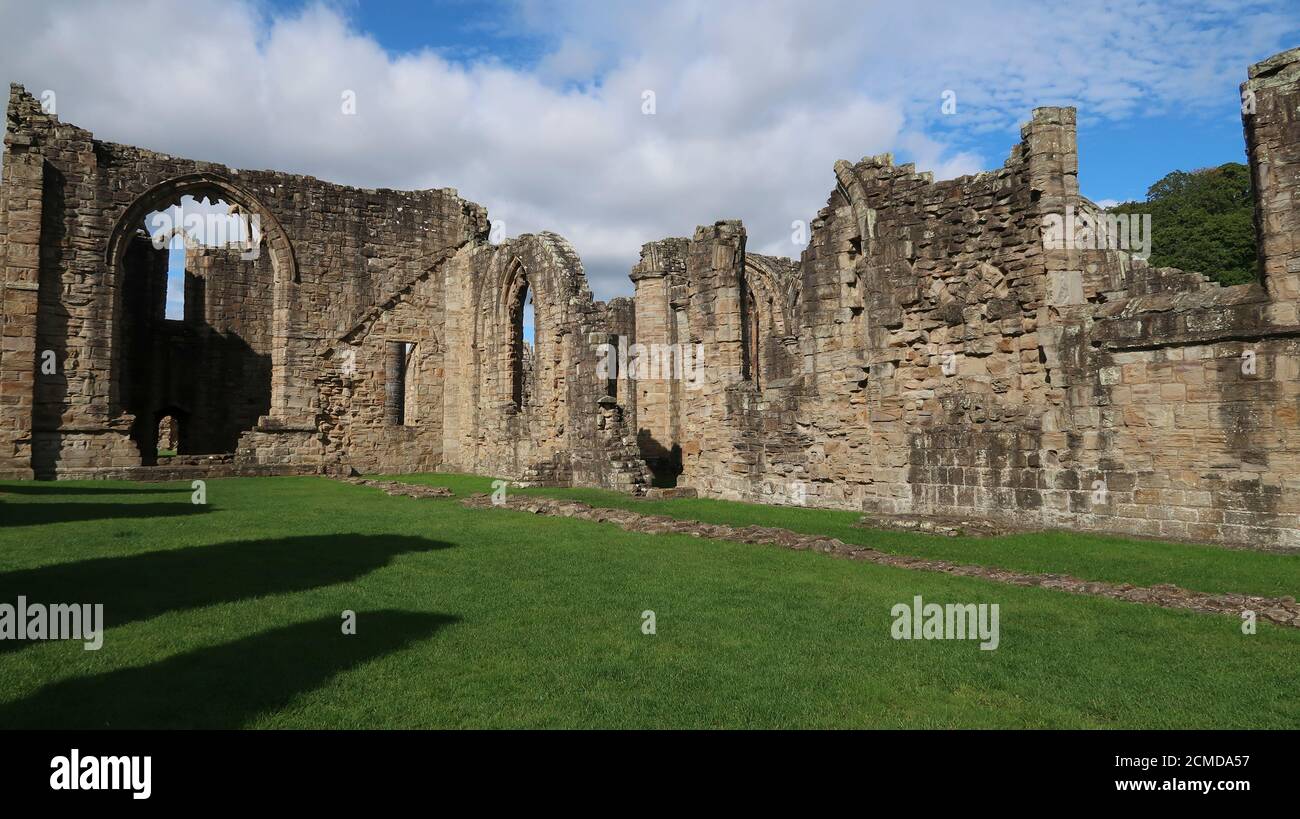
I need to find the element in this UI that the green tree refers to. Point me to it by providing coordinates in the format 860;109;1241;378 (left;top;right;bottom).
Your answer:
1110;163;1257;285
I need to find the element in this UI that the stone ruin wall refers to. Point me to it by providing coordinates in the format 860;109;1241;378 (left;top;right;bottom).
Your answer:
0;80;489;478
435;232;645;491
630;49;1300;549
2;46;1298;549
0;78;644;490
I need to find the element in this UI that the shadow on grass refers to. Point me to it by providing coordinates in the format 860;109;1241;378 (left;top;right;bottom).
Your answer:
0;534;449;654
0;483;192;497
0;610;458;728
0;500;213;528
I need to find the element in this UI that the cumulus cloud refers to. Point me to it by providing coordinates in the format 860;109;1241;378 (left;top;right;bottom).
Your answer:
0;0;1292;298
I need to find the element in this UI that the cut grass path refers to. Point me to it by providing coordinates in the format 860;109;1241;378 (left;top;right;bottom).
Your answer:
383;473;1300;601
1;475;1297;728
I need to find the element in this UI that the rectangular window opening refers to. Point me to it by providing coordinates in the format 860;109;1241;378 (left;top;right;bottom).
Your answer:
384;341;416;426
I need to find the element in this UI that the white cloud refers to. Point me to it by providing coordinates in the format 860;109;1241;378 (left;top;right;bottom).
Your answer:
146;196;233;247
147;196;234;320
0;0;1292;298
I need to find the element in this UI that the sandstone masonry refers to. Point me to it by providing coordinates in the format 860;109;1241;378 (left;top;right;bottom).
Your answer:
3;48;1299;549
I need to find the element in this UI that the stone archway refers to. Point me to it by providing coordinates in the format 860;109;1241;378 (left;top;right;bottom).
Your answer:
459;233;594;480
104;173;299;424
104;173;299;462
501;257;533;410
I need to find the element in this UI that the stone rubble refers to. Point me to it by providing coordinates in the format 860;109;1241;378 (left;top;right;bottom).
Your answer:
342;477;454;499
854;514;1018;538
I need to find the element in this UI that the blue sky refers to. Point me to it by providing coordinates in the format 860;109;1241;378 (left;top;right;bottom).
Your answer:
167;247;186;320
278;0;551;67
1;0;1295;300
255;0;1282;206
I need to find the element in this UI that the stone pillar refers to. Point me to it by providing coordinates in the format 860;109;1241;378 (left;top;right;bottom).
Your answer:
0;130;43;479
1024;106;1085;394
678;220;748;494
1242;46;1300;324
439;250;475;471
1024;106;1079;204
629;238;688;468
1024;106;1081;294
687;221;747;381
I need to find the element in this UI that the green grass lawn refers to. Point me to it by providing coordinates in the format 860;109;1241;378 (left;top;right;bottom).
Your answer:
386;472;1300;600
1;475;1297;728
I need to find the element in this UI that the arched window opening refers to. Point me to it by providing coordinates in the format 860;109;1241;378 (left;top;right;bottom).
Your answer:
525;289;538;399
511;280;539;409
121;189;271;462
742;282;762;390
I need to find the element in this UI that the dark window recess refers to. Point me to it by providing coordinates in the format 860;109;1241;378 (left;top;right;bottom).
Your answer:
385;341;406;425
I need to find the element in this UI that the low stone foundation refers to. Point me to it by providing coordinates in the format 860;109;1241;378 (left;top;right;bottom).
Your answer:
340;477;455;498
856;514;1025;538
645;486;698;500
48;463;321;481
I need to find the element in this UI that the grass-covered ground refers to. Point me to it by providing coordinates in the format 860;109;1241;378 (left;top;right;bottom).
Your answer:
1;474;1297;728
394;473;1300;600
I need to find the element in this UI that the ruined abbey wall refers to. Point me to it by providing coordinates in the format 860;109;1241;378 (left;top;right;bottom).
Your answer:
0;79;641;488
2;47;1299;548
0;81;490;479
628;49;1300;548
436;232;645;490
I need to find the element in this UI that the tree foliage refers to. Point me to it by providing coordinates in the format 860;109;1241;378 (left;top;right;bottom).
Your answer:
1110;163;1257;285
